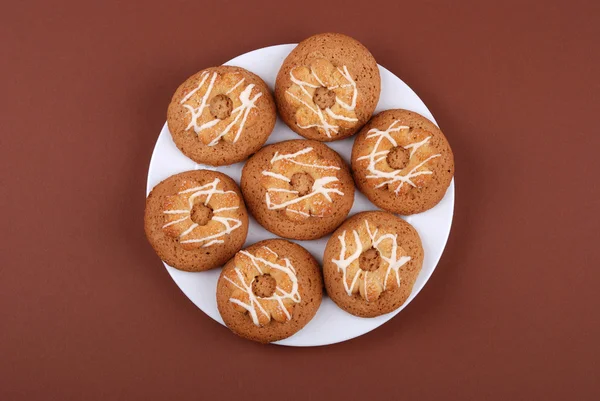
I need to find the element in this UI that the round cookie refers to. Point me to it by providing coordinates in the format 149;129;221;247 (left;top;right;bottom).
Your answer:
275;33;380;141
323;211;424;317
144;170;248;272
168;66;276;166
351;109;454;215
241;139;355;240
217;239;323;343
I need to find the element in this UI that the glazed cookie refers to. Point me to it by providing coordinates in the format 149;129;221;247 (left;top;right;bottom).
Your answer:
144;170;248;272
323;211;424;318
217;239;323;343
241;140;354;240
167;66;276;166
275;33;380;141
351;109;454;215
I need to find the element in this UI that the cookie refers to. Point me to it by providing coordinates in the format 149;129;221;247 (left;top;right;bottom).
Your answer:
275;33;380;141
216;239;323;343
144;170;248;272
323;211;424;317
351;109;454;215
167;66;276;166
241;139;355;240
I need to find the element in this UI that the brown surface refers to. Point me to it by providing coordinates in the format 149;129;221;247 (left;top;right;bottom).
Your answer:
1;0;599;400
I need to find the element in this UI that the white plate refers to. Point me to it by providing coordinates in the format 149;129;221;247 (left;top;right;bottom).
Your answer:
147;44;454;346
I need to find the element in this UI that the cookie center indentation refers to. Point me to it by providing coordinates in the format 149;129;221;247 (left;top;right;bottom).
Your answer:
290;172;315;196
313;87;336;110
359;248;381;272
209;94;233;119
190;203;214;226
386;146;410;170
252;274;277;298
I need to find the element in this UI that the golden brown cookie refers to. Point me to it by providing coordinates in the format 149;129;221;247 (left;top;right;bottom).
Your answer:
144;170;248;271
351;109;454;215
216;239;323;343
168;66;276;166
275;33;380;141
241;139;355;240
323;211;424;317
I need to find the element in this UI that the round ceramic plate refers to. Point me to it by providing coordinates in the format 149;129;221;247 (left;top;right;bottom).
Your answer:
147;44;454;346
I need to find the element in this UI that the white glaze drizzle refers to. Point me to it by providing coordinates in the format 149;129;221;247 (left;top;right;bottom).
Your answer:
162;178;242;248
326;108;357;122
209;84;263;146
270;148;341;170
180;71;209;104
332;229;363;296
265;188;298;194
332;220;411;298
364;271;369;302
261;148;343;214
286;209;310;217
262;171;290;182
224;246;301;326
286;64;358;138
162;216;188;228
265;176;343;210
286;90;338;137
182;72;217;131
226;77;245;95
180;72;262;146
334;66;358;111
356;121;442;194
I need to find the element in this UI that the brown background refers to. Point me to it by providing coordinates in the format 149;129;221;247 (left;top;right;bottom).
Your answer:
1;0;599;399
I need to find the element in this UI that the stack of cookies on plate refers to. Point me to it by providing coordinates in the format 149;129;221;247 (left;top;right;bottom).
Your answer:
145;33;454;343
